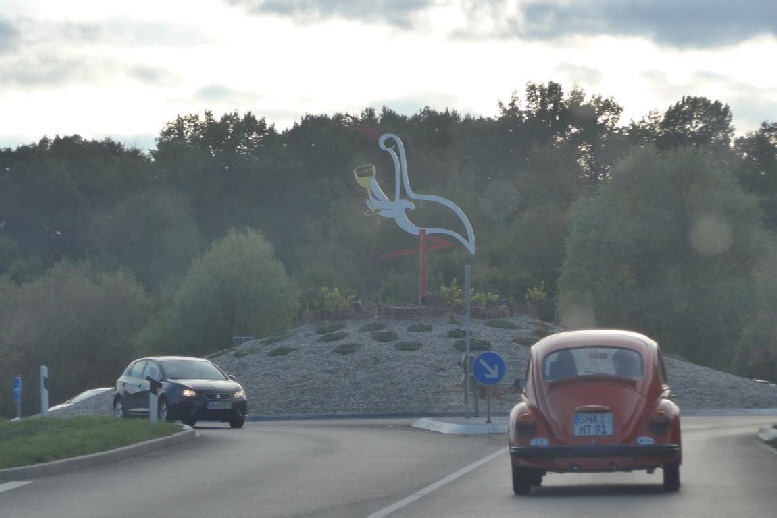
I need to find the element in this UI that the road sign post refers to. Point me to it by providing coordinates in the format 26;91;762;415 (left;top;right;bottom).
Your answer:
147;365;160;426
40;366;49;418
13;376;22;419
471;351;506;424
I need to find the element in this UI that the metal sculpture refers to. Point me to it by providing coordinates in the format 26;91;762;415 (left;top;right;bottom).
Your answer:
353;133;476;255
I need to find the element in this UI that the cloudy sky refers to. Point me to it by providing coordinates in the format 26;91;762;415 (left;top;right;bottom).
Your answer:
1;0;776;151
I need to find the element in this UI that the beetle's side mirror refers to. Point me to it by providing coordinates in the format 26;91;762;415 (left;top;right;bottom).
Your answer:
514;378;526;390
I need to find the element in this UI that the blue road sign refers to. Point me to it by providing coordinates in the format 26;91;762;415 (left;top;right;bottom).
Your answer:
471;351;506;386
13;376;22;402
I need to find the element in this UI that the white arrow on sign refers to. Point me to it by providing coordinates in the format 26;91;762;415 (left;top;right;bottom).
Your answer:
478;358;500;379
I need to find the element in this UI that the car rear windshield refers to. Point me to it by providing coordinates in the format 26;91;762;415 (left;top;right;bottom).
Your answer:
542;347;643;382
159;360;228;380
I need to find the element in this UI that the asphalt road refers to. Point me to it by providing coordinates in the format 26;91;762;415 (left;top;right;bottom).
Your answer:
1;416;775;517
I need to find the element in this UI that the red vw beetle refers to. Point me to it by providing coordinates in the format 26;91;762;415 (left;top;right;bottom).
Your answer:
508;330;681;494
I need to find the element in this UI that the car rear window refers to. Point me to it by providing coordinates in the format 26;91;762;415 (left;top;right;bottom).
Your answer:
159;359;228;380
543;347;643;382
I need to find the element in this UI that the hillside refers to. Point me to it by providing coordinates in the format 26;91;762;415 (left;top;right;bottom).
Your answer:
49;315;777;418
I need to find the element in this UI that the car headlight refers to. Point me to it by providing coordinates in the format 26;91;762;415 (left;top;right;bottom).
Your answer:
233;389;245;399
182;389;196;398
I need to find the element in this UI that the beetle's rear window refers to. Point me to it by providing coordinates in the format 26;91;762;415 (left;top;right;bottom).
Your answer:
542;347;643;382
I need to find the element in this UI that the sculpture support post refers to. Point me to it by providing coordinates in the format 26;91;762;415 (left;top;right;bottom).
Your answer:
419;230;427;305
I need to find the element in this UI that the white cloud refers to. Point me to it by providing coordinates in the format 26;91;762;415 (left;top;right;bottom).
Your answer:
0;0;776;150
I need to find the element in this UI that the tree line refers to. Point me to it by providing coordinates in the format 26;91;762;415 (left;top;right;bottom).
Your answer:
1;81;776;417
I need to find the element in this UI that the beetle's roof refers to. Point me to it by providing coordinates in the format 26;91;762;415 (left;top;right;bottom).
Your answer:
531;329;658;357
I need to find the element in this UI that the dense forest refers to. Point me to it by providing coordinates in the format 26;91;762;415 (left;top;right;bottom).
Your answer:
2;81;776;417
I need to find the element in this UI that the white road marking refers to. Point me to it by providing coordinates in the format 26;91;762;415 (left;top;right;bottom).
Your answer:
0;481;32;493
366;448;505;518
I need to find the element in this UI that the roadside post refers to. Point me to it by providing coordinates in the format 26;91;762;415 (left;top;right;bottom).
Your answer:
464;264;472;418
471;351;506;424
146;365;161;425
460;353;479;417
40;365;49;418
13;376;22;419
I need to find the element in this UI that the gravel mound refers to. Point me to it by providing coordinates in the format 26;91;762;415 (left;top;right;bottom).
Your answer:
48;316;777;418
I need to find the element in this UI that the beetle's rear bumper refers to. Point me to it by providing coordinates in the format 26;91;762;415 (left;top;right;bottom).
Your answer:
511;444;680;458
510;444;681;472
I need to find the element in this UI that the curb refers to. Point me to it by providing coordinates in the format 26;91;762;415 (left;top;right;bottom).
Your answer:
0;426;197;482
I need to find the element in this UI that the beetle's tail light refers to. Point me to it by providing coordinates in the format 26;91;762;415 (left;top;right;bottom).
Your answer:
514;413;538;436
649;410;671;435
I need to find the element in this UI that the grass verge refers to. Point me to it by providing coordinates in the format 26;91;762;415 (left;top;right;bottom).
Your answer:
0;416;181;469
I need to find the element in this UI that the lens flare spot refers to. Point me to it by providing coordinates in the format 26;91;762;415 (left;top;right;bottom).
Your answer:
689;213;732;256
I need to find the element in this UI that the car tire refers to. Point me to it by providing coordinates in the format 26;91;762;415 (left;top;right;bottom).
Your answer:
663;460;681;491
229;417;245;429
182;419;197;427
511;465;534;495
158;398;173;423
113;398;127;418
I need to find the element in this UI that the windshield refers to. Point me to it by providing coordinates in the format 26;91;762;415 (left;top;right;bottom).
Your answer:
159;360;228;381
543;347;644;382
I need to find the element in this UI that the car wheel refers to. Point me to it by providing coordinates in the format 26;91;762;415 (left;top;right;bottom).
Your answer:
113;398;127;418
663;460;681;491
229;417;245;429
511;466;535;495
158;398;173;422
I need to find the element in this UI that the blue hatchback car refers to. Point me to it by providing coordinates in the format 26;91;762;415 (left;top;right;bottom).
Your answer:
113;356;247;428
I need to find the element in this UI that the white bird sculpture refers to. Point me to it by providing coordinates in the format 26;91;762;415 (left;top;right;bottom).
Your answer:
354;133;476;255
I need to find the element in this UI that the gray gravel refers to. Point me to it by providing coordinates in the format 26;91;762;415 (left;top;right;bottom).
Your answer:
48;315;777;418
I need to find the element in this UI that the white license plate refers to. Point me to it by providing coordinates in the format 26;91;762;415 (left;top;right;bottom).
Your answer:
206;401;232;410
573;413;613;436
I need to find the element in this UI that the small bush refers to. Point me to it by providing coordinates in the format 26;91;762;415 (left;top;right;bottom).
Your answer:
447;328;466;338
371;330;399;342
234;346;259;358
333;343;362;355
268;346;297;357
315;323;346;334
486;320;519;329
407;323;432;332
318;331;349;342
453;338;491;352
513;337;536;346
395;341;423;352
358;322;386;332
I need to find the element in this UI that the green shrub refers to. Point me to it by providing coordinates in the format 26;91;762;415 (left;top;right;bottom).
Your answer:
371;330;399;342
268;346;297;357
315;323;346;334
513;337;536;346
407;323;432;332
395;341;423;352
453;338;491;352
486;320;518;329
333;343;362;355
318;331;348;342
447;328;466;338
440;279;463;306
358;322;386;332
